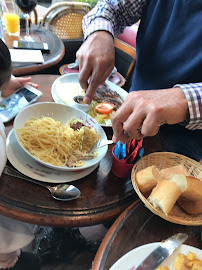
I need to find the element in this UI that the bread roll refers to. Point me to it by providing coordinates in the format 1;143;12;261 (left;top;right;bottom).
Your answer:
168;174;202;201
160;165;190;179
135;165;161;193
148;180;182;215
178;198;202;215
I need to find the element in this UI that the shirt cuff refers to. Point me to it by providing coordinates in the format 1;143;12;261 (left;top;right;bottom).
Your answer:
83;19;114;40
175;83;202;130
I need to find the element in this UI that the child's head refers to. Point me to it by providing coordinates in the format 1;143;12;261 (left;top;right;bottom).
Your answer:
0;39;12;88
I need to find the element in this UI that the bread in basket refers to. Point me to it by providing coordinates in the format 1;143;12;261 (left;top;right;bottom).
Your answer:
131;152;202;226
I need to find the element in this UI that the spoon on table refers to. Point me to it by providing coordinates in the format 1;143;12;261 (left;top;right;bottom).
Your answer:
3;166;81;201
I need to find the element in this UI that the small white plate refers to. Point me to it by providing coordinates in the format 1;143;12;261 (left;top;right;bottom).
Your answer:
6;129;98;183
110;243;202;270
51;73;128;127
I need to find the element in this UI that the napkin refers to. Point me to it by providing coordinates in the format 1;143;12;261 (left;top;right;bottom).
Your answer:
9;49;44;63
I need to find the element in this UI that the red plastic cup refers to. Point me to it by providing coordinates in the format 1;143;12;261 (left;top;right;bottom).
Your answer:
111;145;134;178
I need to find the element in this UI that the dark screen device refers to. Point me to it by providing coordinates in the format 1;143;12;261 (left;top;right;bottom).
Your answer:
13;40;50;52
0;85;43;123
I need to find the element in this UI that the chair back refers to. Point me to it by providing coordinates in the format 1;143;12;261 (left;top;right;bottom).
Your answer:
41;2;91;39
114;38;136;91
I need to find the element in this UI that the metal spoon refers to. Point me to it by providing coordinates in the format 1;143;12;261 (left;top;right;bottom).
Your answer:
90;139;114;153
3;166;81;201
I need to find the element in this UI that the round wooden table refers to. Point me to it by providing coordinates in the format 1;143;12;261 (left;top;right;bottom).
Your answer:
4;26;65;76
92;201;202;270
2;74;164;227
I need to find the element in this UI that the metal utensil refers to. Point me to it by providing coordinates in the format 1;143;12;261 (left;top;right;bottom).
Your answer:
135;233;188;270
3;166;81;201
90;139;114;153
81;114;88;151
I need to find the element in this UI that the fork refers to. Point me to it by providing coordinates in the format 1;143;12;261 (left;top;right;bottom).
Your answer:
90;139;114;153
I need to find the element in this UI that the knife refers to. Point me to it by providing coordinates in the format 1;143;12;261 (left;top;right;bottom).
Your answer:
135;233;188;270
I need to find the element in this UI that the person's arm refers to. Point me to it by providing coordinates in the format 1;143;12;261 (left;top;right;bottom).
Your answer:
77;0;147;103
1;76;38;98
83;0;146;38
175;83;202;130
111;87;189;143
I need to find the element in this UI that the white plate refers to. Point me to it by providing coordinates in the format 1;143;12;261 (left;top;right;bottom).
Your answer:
14;102;108;172
6;129;98;183
51;73;128;127
110;243;202;270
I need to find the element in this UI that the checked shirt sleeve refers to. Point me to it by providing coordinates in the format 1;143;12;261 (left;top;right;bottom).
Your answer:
175;83;202;130
83;0;147;39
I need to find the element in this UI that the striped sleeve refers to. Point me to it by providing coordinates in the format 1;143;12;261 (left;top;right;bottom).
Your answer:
83;0;147;39
175;83;202;130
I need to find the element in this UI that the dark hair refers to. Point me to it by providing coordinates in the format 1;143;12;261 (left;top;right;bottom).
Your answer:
0;38;12;88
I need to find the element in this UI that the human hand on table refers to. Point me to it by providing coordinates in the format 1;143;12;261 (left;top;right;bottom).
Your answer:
76;31;115;103
2;76;38;97
112;87;188;144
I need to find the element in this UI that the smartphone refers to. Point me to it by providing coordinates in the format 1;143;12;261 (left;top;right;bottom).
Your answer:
0;85;43;123
13;40;50;53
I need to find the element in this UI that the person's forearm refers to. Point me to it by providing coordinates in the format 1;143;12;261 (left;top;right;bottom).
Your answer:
175;83;202;129
83;0;146;39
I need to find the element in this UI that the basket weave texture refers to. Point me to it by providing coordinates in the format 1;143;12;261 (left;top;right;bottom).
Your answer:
131;152;202;226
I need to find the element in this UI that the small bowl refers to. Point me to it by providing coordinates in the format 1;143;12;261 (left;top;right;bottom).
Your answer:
73;95;91;112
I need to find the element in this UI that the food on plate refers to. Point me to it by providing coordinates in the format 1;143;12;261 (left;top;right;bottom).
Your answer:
16;117;100;167
56;82;85;105
178;198;202;215
87;84;124;125
148;179;182;215
95;103;115;114
160;165;190;179
56;82;124;125
174;252;202;270
156;251;202;270
135;165;162;193
93;84;124;110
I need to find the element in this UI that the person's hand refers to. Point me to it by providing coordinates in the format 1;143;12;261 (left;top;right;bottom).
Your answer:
112;87;188;144
2;76;38;97
76;31;115;103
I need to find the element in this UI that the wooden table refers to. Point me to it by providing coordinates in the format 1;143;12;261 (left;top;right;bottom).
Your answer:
4;26;65;76
2;74;164;228
92;201;202;270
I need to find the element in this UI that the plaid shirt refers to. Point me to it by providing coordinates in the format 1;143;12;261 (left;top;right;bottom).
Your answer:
83;0;202;130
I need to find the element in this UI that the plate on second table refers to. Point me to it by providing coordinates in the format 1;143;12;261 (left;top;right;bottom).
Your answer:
51;73;128;127
109;243;202;270
6;129;98;183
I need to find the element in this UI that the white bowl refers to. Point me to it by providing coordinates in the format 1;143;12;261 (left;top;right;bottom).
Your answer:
72;95;92;112
13;102;108;171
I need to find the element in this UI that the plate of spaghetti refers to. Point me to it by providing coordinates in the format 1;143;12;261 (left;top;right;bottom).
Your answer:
13;102;108;171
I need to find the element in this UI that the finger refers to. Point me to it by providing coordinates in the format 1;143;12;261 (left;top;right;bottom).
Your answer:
112;105;133;143
19;77;32;83
140;114;160;136
27;82;39;88
78;60;91;91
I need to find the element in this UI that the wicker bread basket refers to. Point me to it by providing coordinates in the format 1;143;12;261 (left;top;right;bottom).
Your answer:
131;152;202;226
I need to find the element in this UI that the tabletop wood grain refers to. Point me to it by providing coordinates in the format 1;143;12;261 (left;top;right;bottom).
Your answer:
2;75;164;227
92;201;202;270
4;26;65;76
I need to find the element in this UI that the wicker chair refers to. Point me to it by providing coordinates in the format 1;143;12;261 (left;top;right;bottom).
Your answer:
41;2;91;39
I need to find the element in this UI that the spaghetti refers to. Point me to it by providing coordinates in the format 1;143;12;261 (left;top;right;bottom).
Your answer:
16;117;100;167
